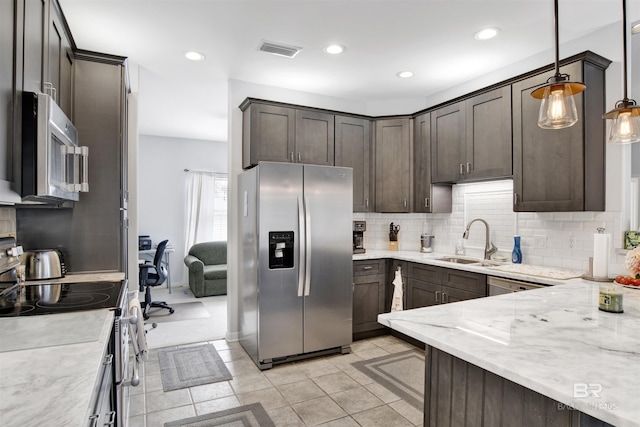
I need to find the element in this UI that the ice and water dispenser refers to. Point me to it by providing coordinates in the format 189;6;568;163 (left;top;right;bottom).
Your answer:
268;231;294;269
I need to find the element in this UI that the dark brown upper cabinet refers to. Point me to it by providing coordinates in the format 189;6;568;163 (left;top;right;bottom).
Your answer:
512;53;609;212
413;112;452;213
240;100;334;169
374;118;412;213
431;86;512;183
335;115;372;212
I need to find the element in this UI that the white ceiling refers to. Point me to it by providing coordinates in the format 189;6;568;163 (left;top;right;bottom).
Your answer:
58;0;638;142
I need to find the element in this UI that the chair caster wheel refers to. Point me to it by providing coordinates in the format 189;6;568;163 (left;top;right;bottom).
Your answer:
169;309;175;314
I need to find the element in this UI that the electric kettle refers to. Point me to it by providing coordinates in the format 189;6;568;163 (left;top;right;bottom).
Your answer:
24;250;64;280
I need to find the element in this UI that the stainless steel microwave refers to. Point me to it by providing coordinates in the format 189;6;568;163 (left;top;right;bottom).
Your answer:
21;92;88;203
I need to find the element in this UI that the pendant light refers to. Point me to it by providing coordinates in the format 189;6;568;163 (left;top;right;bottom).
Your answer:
531;0;586;129
603;0;640;144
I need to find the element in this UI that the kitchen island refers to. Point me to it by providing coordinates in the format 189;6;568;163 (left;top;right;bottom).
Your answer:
378;280;640;427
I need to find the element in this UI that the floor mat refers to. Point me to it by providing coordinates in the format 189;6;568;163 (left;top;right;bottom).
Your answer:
351;350;425;410
158;343;232;391
164;403;275;427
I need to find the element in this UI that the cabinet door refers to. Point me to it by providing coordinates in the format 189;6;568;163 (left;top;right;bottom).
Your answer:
441;285;484;304
414;112;452;213
23;0;47;94
465;86;512;180
442;268;486;296
45;2;73;117
431;102;465;183
406;278;440;309
1;0;15;184
335;115;371;211
353;273;386;333
375;118;411;212
47;5;73;116
243;103;295;168
512;62;587;212
295;110;334;166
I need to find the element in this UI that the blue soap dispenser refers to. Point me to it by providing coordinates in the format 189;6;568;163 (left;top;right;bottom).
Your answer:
512;235;522;264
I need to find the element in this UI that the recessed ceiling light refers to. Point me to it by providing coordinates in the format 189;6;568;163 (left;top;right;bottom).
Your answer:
185;51;205;61
396;71;414;78
324;44;345;55
474;27;501;41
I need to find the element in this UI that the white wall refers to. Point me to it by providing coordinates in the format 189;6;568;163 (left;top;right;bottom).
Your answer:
138;135;227;285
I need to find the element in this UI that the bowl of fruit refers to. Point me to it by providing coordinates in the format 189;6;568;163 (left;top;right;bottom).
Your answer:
615;247;640;288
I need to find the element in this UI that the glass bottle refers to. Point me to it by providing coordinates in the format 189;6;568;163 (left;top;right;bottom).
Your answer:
512;235;522;264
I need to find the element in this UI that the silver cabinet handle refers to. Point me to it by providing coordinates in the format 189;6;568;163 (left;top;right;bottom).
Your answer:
362;266;373;270
514;192;519;206
425;197;430;208
365;199;369;208
298;152;301;163
466;162;471;174
442;292;447;303
290;152;294;162
79;146;89;192
435;291;440;303
460;163;465;174
403;199;407;208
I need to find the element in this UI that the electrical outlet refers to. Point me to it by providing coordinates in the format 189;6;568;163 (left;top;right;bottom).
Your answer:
534;236;547;248
568;236;575;249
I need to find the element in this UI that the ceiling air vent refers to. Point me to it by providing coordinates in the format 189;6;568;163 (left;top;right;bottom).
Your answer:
258;41;302;59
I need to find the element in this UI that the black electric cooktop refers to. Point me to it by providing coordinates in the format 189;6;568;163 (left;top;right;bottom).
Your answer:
0;281;125;317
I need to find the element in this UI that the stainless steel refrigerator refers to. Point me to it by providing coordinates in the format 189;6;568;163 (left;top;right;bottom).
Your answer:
239;162;353;370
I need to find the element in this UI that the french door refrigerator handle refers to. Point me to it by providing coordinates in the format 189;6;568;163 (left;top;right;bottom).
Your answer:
297;195;306;297
304;195;312;296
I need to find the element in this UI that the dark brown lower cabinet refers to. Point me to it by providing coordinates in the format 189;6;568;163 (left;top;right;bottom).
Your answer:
406;263;486;309
425;346;613;427
353;260;386;336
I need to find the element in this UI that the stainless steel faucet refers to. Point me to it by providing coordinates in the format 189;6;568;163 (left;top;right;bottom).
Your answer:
463;218;498;260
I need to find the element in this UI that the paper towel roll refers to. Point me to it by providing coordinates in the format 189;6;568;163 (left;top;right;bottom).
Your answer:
593;233;610;278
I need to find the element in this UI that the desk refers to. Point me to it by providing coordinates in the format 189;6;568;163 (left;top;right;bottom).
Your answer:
139;247;175;293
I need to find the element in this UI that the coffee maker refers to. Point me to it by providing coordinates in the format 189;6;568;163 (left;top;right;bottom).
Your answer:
353;221;366;254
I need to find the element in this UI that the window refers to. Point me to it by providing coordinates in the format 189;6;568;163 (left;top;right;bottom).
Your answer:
211;173;227;241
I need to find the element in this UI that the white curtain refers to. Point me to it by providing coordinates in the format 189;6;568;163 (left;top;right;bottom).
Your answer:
184;171;216;256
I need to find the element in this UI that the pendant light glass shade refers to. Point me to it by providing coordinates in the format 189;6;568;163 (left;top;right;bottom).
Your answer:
604;101;640;144
603;0;640;144
534;81;583;128
531;0;586;129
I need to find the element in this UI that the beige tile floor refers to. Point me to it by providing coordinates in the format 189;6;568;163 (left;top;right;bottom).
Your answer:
128;334;425;427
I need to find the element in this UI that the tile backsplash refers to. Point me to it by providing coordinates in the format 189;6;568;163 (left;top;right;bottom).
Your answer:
354;180;628;276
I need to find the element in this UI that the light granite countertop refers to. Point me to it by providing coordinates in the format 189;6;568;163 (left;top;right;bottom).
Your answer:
0;309;115;426
354;249;587;286
378;280;640;427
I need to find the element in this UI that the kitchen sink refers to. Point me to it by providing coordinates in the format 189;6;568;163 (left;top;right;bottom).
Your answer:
436;256;482;264
436;257;502;267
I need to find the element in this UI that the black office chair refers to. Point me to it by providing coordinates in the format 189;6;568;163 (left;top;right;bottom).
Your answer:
139;239;174;320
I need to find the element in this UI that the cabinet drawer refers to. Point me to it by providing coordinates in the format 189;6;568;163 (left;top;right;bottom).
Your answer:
408;263;441;283
353;259;385;276
442;268;486;295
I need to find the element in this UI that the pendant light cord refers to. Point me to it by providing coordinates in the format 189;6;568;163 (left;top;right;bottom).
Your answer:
622;0;628;101
554;0;560;76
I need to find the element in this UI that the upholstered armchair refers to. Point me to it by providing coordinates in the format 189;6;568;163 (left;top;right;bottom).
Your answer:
184;241;227;297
